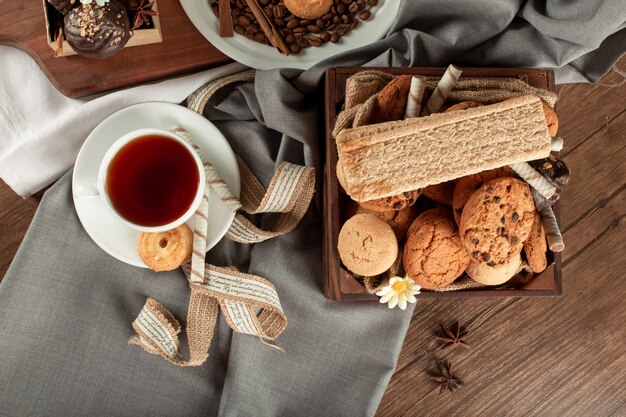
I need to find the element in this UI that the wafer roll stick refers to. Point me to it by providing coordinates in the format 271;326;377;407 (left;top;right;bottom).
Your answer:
540;206;564;252
528;155;571;190
551;137;564;152
404;76;426;118
531;189;558;211
508;162;557;199
420;65;463;116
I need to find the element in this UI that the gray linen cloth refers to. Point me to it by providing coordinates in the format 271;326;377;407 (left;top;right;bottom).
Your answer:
1;1;624;416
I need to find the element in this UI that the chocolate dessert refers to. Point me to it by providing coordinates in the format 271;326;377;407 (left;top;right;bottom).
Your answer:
63;0;131;59
48;0;78;15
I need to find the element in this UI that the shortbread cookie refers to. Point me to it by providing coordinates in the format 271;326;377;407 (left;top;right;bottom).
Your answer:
344;199;417;240
422;180;456;205
336;95;552;202
138;224;193;272
523;212;548;273
338;214;398;276
359;189;420;212
371;75;413;123
444;101;483;113
452;167;514;224
403;209;469;289
466;253;522;285
460;177;536;266
284;0;333;19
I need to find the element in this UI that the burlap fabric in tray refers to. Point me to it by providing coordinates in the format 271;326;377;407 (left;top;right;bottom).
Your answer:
334;71;557;294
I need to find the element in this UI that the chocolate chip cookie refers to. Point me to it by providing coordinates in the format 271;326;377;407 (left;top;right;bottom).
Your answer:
371;75;413;123
523;212;548;273
403;208;469;289
359;189;421;212
422;180;456;205
452;167;514;224
459;177;536;266
444;101;483;113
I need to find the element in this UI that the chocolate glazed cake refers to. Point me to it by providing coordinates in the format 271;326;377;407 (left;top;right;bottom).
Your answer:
48;0;78;15
64;0;132;59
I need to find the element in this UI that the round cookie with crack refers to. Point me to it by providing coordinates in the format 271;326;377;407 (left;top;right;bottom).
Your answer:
284;0;333;19
337;214;398;277
452;167;514;225
523;212;548;273
460;177;536;266
444;101;483;113
466;252;522;285
403;209;469;289
422;180;456;205
359;189;421;212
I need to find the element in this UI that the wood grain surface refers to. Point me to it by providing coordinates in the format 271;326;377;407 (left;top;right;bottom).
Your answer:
0;0;231;97
0;58;624;416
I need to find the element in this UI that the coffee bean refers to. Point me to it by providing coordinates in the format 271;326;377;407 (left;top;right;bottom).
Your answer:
289;43;301;54
322;13;333;21
512;212;520;222
366;0;378;5
307;24;321;33
349;2;359;13
359;10;371;20
336;3;345;14
341;14;350;23
297;37;309;48
293;27;306;33
309;36;322;47
320;31;330;42
232;7;242;16
248;24;259;33
337;25;349;36
238;16;250;26
284;14;295;21
254;33;265;43
330;32;340;42
259;0;269;5
263;7;273;18
234;25;245;35
333;15;341;23
273;4;286;18
244;12;254;20
274;18;285;26
316;18;324;28
357;0;366;4
244;31;255;40
287;19;299;29
299;19;311;26
285;34;295;44
326;21;338;30
341;0;351;4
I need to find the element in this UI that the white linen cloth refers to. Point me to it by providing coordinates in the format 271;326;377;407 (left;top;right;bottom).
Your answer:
0;45;246;197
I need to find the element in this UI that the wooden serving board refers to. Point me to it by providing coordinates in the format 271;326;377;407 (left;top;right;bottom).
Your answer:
0;0;232;98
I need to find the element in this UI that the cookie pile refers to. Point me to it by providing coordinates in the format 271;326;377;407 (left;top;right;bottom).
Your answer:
335;72;569;291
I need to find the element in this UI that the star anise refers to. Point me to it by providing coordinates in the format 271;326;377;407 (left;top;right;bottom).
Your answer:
435;321;470;351
430;360;463;394
131;0;159;30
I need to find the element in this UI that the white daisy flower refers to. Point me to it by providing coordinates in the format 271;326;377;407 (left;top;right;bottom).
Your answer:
376;276;420;310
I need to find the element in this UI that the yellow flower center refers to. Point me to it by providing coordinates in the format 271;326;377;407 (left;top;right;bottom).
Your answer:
391;279;408;293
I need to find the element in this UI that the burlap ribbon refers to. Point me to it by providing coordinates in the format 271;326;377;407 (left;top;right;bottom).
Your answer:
130;70;315;366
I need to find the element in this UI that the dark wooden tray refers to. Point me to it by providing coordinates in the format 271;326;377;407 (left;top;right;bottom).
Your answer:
0;0;232;98
323;66;562;301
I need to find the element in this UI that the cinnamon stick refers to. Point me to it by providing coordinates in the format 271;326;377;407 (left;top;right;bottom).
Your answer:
219;0;234;37
243;0;290;55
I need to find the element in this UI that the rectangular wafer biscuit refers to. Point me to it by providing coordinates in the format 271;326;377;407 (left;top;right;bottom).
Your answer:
337;95;552;202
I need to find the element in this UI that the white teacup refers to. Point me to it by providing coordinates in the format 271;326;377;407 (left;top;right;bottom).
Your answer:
74;128;206;233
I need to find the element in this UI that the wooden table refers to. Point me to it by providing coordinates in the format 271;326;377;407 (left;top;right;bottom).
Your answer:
1;58;624;416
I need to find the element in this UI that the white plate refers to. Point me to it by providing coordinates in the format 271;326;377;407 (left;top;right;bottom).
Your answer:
179;0;400;70
72;102;240;268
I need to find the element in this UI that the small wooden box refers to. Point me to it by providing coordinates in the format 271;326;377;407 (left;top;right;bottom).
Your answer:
323;67;562;301
43;0;163;57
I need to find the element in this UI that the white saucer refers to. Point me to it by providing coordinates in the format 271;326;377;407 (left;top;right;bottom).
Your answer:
72;102;240;268
180;0;400;70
